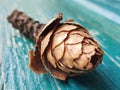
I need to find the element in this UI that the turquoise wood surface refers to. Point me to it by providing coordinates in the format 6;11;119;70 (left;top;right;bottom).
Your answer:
0;0;120;90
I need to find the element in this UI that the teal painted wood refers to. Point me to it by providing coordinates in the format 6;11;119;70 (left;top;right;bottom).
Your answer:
0;0;120;90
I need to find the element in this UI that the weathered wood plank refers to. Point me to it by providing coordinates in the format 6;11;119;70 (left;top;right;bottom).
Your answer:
0;0;120;90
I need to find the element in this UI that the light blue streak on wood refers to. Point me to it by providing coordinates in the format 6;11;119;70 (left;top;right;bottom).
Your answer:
0;0;120;90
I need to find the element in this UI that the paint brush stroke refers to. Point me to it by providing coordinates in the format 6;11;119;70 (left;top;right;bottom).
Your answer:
75;0;120;24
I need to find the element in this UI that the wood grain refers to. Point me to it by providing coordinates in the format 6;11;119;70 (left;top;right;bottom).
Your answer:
0;0;120;90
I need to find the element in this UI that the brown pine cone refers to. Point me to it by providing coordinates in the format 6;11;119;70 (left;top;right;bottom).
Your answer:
7;10;45;42
7;10;104;80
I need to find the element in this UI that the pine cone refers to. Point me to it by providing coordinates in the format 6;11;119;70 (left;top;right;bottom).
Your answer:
7;10;104;80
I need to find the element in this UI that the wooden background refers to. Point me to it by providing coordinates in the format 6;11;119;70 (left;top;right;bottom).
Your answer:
0;0;120;90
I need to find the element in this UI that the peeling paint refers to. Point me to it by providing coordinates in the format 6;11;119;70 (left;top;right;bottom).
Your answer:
30;43;34;49
89;30;99;36
1;0;120;89
18;42;23;47
21;71;25;80
25;55;29;59
6;40;11;47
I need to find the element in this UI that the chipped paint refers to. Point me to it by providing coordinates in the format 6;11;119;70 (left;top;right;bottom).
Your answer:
11;28;18;48
1;0;120;89
24;85;26;90
25;55;29;59
89;30;99;36
18;42;23;47
23;37;27;42
16;30;21;38
30;43;34;49
21;71;25;80
6;40;11;47
0;38;2;65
